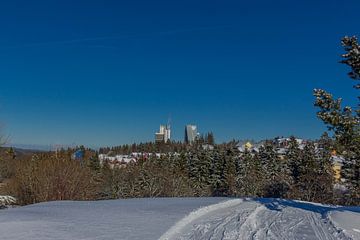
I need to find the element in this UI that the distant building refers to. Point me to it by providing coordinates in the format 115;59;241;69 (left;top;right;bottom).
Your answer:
238;141;260;153
98;153;137;168
330;150;344;182
71;149;84;161
155;124;171;143
185;125;199;144
274;137;305;150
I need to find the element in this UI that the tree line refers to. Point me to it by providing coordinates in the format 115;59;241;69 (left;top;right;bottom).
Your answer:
0;135;349;205
0;36;359;206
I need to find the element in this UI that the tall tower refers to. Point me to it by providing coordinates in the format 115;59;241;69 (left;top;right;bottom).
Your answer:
164;116;171;143
155;125;166;143
155;118;171;143
185;125;198;144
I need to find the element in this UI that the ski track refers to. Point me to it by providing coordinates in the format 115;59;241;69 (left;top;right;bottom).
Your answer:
159;199;354;240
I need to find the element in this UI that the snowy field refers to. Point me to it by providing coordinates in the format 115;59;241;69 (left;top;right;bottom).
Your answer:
160;198;360;240
0;198;359;240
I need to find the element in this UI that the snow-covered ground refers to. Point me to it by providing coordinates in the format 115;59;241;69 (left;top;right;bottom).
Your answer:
329;208;360;239
161;198;360;240
0;197;359;240
0;198;227;240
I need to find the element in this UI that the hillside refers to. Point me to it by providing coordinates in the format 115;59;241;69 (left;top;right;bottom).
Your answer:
161;198;360;240
0;198;359;240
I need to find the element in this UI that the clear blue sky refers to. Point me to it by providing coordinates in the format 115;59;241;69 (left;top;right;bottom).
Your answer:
0;0;359;148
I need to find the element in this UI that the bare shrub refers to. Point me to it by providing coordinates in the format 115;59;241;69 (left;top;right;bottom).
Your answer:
6;153;97;205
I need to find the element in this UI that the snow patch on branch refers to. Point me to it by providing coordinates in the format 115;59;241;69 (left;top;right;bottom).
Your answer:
0;195;16;209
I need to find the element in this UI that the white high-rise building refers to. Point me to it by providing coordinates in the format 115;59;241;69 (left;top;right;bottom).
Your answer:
155;124;171;143
185;125;198;144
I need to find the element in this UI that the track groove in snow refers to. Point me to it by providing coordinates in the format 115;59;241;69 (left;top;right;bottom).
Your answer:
159;199;244;240
160;198;355;240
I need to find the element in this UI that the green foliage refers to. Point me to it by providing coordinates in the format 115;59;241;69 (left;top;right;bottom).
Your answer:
314;36;360;205
236;150;265;197
314;89;358;147
341;36;360;86
295;143;334;203
88;152;101;173
286;137;302;183
209;146;227;196
260;141;291;198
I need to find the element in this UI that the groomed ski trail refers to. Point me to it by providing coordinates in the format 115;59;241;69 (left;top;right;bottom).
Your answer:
159;198;352;240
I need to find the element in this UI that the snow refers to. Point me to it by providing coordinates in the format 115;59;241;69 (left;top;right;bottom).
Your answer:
0;198;227;240
0;197;359;240
160;199;244;240
160;198;359;240
329;207;360;239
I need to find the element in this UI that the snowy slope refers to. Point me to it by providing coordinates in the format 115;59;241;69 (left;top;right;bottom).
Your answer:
160;198;360;240
0;198;227;240
0;197;359;240
329;207;360;239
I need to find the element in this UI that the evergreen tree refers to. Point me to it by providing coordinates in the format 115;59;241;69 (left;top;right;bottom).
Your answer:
88;152;101;173
102;163;116;198
174;151;187;173
294;142;334;203
187;146;211;195
209;146;226;196
341;36;360;92
6;147;16;160
236;150;265;197
260;141;290;198
206;132;215;145
286;137;302;183
317;132;334;155
314;36;360;204
222;142;239;196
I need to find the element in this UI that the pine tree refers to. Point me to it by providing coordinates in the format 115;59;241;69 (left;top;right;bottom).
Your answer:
341;36;360;92
294;142;334;203
314;36;360;204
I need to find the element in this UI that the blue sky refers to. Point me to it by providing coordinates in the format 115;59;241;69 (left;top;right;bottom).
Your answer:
0;0;359;148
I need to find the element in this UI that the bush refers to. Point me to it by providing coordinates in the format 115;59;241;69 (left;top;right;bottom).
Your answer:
0;157;15;181
6;153;97;205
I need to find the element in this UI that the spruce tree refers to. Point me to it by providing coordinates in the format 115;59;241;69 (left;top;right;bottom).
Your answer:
236;150;265;197
187;146;211;195
209;146;226;196
295;142;334;203
286;137;302;183
260;141;290;198
88;152;101;173
223;142;239;196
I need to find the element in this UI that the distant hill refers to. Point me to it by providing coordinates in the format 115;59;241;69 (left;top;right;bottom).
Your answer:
3;144;51;152
0;146;45;160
